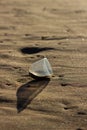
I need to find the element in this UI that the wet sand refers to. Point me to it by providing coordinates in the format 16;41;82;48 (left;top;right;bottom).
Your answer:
0;0;87;130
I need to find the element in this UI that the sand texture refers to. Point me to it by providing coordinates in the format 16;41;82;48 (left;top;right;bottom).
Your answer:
0;0;87;130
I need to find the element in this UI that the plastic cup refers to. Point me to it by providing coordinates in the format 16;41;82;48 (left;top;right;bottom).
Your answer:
29;58;53;78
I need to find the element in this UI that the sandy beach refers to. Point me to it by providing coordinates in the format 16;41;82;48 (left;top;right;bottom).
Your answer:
0;0;87;130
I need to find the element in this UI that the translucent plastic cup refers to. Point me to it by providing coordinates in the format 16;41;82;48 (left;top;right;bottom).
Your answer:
29;58;53;78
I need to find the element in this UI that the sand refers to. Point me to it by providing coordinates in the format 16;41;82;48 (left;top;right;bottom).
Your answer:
0;0;87;130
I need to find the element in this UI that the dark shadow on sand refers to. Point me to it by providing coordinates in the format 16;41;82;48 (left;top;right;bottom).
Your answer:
20;47;55;54
16;78;50;113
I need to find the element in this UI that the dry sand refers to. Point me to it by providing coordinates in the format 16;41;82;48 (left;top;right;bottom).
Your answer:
0;0;87;130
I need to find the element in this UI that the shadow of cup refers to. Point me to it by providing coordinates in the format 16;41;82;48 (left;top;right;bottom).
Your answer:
16;78;50;113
